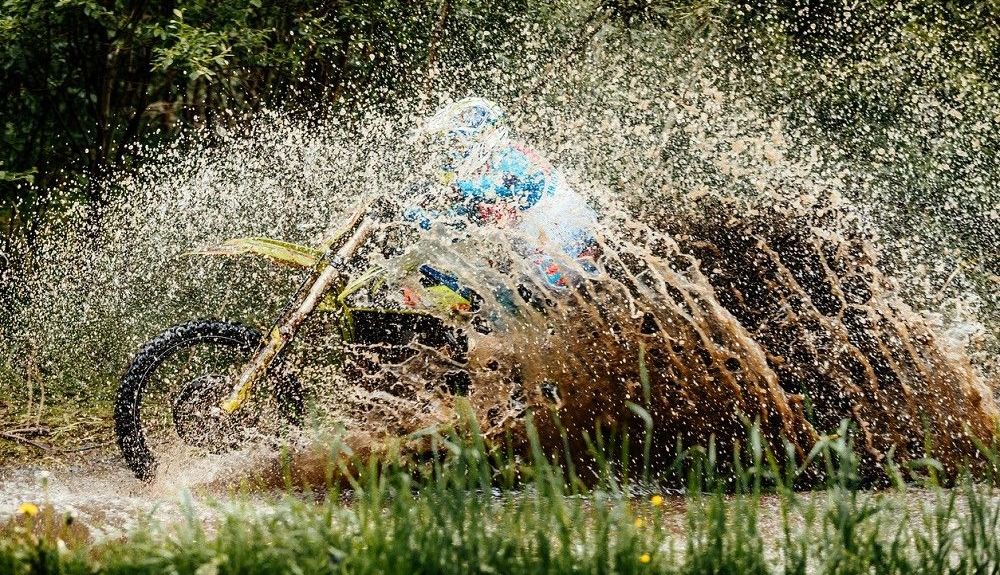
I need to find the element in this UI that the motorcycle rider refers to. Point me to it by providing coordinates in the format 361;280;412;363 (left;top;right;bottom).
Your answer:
403;97;600;308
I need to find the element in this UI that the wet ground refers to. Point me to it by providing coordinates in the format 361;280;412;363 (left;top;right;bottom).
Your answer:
0;440;294;541
0;455;215;540
0;450;982;548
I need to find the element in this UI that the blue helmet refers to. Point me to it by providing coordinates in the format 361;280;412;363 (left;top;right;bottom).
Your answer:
423;97;506;141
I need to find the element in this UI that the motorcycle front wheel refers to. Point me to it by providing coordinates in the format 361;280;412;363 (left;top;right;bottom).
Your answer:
114;320;302;480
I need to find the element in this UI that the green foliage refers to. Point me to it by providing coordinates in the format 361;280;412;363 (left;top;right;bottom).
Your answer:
0;0;534;238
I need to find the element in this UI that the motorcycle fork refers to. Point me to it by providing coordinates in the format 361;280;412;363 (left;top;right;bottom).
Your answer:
220;213;375;414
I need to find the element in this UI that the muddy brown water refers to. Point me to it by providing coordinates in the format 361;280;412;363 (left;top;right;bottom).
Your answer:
317;206;998;489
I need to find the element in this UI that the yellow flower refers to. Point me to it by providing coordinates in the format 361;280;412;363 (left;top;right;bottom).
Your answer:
650;495;664;507
17;502;39;517
639;553;651;564
634;517;645;528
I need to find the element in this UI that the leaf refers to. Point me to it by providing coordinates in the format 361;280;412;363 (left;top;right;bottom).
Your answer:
0;167;36;183
625;401;652;429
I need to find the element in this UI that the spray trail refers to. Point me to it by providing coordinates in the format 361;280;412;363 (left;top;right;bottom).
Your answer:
2;19;997;487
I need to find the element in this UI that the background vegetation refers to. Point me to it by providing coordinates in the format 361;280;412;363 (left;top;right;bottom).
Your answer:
3;0;998;240
0;0;525;238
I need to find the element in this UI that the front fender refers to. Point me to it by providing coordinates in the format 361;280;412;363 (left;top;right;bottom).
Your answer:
187;237;323;268
188;237;388;313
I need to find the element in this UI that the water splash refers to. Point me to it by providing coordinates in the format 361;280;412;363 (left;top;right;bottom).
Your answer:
2;13;997;487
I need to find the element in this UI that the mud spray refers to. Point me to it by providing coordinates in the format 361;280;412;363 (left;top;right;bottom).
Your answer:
2;7;998;504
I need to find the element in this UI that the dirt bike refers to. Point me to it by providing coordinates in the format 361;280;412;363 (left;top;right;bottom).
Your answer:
114;199;477;480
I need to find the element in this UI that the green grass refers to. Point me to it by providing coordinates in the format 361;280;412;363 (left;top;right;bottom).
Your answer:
4;417;1000;574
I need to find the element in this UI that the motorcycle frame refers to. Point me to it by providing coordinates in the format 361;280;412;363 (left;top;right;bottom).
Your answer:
219;202;376;414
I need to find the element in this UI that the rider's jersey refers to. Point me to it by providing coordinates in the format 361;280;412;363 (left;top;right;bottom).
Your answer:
407;141;600;290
